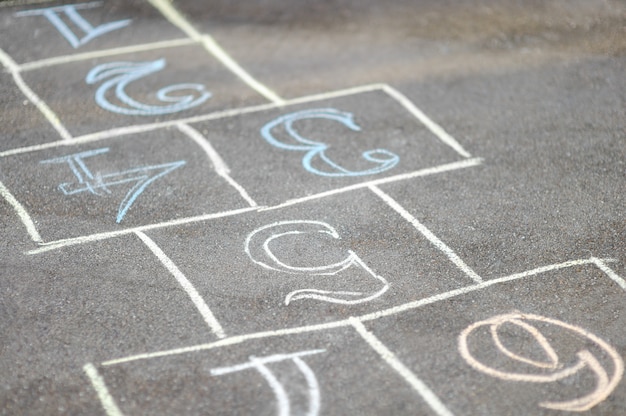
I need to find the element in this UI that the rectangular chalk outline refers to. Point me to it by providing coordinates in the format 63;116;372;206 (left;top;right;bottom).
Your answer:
85;257;625;416
0;83;480;250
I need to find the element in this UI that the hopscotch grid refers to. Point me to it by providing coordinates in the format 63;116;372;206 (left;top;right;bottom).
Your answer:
24;158;481;255
0;83;387;159
98;257;621;367
176;123;258;207
135;231;226;338
4;3;618;414
1;79;479;249
368;184;483;283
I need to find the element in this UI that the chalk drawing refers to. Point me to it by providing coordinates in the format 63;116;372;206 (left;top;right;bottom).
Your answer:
245;220;389;305
261;108;399;177
211;349;325;416
40;148;185;223
86;59;211;116
459;312;624;412
15;2;131;49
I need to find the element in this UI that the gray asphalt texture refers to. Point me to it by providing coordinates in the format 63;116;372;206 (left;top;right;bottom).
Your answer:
1;1;625;415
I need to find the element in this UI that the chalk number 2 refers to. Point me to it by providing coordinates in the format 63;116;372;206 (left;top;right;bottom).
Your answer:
261;108;399;177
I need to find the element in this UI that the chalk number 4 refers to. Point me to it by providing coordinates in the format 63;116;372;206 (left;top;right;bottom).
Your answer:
41;148;185;223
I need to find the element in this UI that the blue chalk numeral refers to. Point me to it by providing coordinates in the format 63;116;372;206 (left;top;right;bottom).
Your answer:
86;59;211;116
41;148;185;223
261;108;399;177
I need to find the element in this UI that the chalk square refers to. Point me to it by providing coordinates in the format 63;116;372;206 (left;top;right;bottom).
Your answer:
0;0;185;64
0;73;63;152
363;262;626;415
19;44;268;137
144;188;476;336
190;88;473;206
0;128;249;242
95;326;433;415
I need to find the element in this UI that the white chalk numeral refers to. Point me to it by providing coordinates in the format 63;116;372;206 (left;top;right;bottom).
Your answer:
211;349;325;416
245;220;389;305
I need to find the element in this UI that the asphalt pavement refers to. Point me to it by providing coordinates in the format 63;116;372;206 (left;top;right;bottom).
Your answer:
1;1;625;415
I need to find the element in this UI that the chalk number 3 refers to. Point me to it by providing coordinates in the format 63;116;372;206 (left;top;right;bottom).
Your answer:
261;108;399;177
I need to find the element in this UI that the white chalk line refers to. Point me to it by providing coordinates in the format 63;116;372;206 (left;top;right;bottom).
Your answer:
381;85;471;158
0;48;19;73
209;349;326;375
176;123;257;207
0;48;73;141
261;158;483;211
358;257;619;322
19;38;199;72
368;184;483;283
0;180;43;243
102;319;349;366
0;101;280;159
83;363;124;416
200;34;286;105
591;257;626;290
147;0;285;105
25;206;259;255
135;230;227;339
98;257;621;367
350;318;455;416
279;82;387;105
0;83;389;159
24;158;481;255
